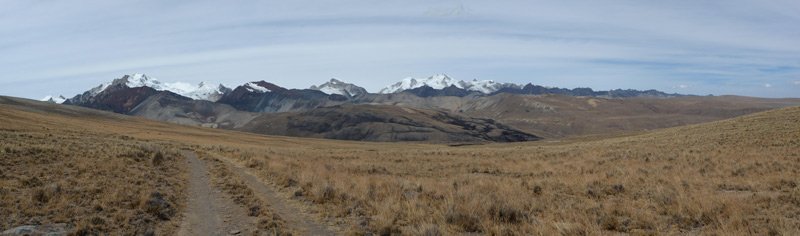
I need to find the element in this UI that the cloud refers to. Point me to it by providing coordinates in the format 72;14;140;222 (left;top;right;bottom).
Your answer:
764;83;773;88
0;0;799;98
794;80;800;85
425;3;470;17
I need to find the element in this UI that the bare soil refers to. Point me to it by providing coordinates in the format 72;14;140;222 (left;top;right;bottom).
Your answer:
177;151;254;236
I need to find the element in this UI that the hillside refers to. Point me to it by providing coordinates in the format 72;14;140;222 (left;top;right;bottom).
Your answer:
240;104;540;142
2;96;798;234
358;93;800;138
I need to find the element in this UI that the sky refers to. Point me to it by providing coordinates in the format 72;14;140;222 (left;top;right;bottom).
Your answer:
1;0;799;99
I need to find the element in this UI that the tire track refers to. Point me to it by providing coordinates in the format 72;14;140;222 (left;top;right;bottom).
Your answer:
177;151;254;236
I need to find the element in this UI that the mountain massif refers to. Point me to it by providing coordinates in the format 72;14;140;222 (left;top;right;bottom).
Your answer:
40;73;800;142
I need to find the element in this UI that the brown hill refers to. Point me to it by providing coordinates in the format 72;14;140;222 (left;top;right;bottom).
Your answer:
1;96;799;234
357;93;800;138
129;92;259;129
56;93;540;143
239;104;540;142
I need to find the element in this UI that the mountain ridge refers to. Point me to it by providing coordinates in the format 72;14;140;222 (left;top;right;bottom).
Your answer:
309;78;368;98
51;73;687;102
44;73;800;142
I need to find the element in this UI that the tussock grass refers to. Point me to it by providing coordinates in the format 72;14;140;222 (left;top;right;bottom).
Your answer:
205;107;800;235
0;129;185;234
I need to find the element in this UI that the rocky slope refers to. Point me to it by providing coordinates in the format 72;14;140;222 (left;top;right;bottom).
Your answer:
310;78;368;97
128;92;259;129
239;104;540;142
217;81;347;113
64;81;161;114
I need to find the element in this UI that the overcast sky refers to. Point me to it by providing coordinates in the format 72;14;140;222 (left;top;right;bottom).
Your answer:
1;0;799;99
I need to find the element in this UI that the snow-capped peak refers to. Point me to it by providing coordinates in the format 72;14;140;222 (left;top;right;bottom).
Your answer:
165;81;231;102
309;78;367;97
41;95;66;104
124;73;161;88
245;82;271;93
379;74;516;94
379;74;462;94
89;73;230;101
456;79;508;94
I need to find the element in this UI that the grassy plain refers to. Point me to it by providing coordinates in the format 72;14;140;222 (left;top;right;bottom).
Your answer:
1;96;799;235
211;107;800;235
0;99;186;234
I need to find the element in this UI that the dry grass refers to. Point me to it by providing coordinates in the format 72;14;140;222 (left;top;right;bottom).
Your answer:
205;107;800;235
2;97;798;235
0;128;185;234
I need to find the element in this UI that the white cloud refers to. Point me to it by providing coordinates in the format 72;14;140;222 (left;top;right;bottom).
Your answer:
425;3;470;17
764;83;772;88
793;80;800;85
0;0;799;98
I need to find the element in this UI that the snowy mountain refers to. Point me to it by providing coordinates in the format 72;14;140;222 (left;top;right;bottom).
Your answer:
379;74;458;94
310;78;368;97
41;95;67;104
86;73;231;101
217;81;338;113
378;74;517;94
457;79;519;94
243;82;273;93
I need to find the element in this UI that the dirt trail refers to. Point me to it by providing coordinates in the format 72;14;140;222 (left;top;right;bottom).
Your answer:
177;151;255;236
220;156;337;236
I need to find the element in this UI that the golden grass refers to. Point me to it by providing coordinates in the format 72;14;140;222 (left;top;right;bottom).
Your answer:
2;98;798;235
0;127;185;234
205;107;800;235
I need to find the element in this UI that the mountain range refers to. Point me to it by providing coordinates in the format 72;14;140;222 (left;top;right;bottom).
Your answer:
38;73;800;142
43;73;682;104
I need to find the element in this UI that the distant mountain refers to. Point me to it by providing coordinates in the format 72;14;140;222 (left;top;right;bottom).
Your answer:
376;74;679;98
122;73;229;101
310;78;368;97
41;95;66;104
52;72;765;143
378;74;517;94
493;83;681;98
64;81;162;113
62;73;235;113
67;73;231;102
379;74;459;93
128;91;258;129
217;80;347;113
217;81;287;111
239;104;541;142
457;79;519;94
404;85;476;97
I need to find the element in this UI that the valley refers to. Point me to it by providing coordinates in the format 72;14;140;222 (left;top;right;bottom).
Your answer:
44;74;800;141
2;96;798;235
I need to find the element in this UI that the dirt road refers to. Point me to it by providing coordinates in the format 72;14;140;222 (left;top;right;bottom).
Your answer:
177;151;255;236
